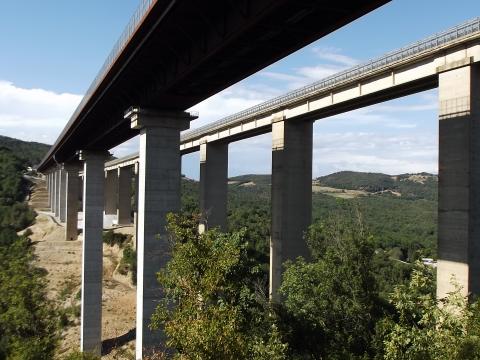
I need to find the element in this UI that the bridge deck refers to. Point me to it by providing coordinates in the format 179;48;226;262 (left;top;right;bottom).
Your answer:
38;0;388;172
105;17;480;168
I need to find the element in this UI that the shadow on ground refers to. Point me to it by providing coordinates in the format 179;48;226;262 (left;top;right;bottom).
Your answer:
102;328;136;355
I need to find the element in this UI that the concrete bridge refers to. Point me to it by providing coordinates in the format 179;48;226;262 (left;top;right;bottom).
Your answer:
38;0;480;357
100;16;480;300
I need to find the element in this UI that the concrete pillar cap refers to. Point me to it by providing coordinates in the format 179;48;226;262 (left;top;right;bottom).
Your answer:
125;106;197;130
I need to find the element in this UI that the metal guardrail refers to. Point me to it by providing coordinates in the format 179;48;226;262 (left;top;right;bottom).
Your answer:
181;17;480;142
70;0;157;130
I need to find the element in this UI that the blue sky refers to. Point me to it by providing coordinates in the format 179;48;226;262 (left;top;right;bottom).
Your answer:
0;0;479;178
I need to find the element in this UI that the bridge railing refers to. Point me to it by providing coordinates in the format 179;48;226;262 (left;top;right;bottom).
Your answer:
70;0;157;128
181;17;480;142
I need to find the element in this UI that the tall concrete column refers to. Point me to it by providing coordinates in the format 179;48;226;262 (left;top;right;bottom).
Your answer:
54;169;60;218
117;166;133;225
126;107;195;359
47;173;52;209
104;170;118;216
59;167;67;222
437;62;480;299
49;173;53;209
199;141;228;232
65;164;81;241
133;162;139;250
270;117;312;302
79;150;109;355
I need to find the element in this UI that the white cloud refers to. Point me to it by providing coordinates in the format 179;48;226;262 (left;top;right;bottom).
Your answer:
0;44;439;178
0;80;82;144
312;47;359;67
311;130;437;175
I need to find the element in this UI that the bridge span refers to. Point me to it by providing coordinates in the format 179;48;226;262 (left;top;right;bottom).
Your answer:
100;17;480;305
39;0;389;357
40;2;480;358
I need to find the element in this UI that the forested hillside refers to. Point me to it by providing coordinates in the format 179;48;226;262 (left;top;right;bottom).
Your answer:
0;135;50;167
182;171;437;265
0;148;57;358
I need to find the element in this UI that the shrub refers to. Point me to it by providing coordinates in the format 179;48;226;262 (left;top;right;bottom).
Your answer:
103;230;129;247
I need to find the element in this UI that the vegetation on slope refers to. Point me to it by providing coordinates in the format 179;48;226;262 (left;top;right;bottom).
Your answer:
154;208;480;359
0;135;50;167
0;148;58;359
181;170;437;268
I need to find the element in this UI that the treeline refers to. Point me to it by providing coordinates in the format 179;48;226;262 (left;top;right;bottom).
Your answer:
0;148;57;359
0;135;50;167
182;172;437;269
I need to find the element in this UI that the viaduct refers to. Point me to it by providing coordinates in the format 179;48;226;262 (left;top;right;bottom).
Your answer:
37;0;480;358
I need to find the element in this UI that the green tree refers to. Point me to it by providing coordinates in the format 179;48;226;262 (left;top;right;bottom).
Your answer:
0;148;58;359
279;207;388;359
150;213;287;360
0;229;58;359
380;264;480;360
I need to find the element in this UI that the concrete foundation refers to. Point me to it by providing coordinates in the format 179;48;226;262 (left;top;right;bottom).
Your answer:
270;117;312;302
104;169;118;215
117;166;133;225
437;63;480;299
65;164;81;241
199;141;228;232
79;150;109;355
128;108;194;360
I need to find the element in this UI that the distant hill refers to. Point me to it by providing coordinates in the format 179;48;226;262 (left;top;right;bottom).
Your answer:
184;170;438;258
228;174;271;187
316;171;437;200
0;135;50;167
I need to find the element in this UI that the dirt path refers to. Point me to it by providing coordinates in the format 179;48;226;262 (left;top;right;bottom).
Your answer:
26;178;137;359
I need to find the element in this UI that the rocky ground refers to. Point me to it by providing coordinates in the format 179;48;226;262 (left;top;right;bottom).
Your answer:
26;178;137;359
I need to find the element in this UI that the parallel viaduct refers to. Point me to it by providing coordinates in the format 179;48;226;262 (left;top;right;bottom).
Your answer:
38;1;480;358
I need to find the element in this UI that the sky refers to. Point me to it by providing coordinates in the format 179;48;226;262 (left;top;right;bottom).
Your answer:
0;0;479;179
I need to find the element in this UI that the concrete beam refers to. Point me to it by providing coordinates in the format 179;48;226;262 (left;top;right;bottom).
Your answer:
199;141;228;232
104;169;118;215
127;107;195;359
117;166;133;225
78;150;110;355
65;164;81;241
270;117;312;302
437;63;480;299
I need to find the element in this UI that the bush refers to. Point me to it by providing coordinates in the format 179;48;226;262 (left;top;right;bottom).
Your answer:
279;207;387;359
150;212;287;359
119;244;137;284
103;230;129;247
62;351;100;360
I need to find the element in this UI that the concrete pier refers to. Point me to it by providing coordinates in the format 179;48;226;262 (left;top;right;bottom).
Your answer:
65;164;81;241
117;166;133;225
437;62;480;299
134;162;139;250
79;150;109;355
104;170;118;216
127;108;195;359
199;141;228;232
270;117;313;302
54;170;60;218
47;173;52;208
59;167;67;222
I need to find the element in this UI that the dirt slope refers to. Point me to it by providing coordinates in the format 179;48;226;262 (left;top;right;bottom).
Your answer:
27;178;137;359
